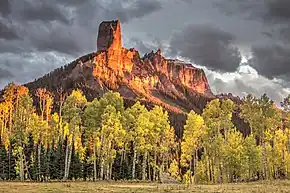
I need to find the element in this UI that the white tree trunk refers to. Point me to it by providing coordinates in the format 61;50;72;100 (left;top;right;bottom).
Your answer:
93;145;97;181
142;152;147;181
38;144;41;181
20;151;24;181
66;143;73;179
109;161;113;180
100;158;104;180
132;145;137;179
153;151;157;181
63;142;69;180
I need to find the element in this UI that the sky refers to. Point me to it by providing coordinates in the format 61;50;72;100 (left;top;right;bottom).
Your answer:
0;0;290;103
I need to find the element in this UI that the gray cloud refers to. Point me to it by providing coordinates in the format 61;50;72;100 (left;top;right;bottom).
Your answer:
7;0;162;56
0;0;11;16
249;43;290;79
29;24;89;56
169;24;241;72
263;0;290;23
19;1;70;24
0;20;19;40
130;36;164;56
123;0;162;22
55;0;90;6
207;68;289;104
0;68;13;79
215;0;290;23
130;38;153;55
0;0;289;104
90;0;162;23
0;52;73;88
0;0;163;88
215;0;290;80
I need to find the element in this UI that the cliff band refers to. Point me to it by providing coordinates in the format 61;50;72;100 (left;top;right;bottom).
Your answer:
25;20;216;135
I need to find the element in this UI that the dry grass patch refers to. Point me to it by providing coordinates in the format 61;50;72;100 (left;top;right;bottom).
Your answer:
0;180;289;193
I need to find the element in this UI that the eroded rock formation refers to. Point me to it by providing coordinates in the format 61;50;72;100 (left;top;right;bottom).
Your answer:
25;20;216;136
91;20;213;113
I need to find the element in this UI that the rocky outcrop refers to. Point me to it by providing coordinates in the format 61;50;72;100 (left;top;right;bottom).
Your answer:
92;20;213;113
24;20;215;135
97;20;122;52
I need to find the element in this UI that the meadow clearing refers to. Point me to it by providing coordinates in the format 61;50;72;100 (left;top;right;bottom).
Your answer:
0;180;289;193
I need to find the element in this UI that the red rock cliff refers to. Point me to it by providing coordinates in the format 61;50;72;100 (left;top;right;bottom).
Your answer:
23;20;241;136
27;20;213;115
94;20;212;96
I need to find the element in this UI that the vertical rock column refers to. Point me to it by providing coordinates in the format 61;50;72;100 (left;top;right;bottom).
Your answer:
97;20;122;71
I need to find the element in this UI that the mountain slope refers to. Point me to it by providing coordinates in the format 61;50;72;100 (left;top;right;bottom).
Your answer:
24;20;218;135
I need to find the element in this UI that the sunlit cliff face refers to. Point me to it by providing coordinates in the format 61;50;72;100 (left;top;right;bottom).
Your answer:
67;20;214;114
92;20;212;95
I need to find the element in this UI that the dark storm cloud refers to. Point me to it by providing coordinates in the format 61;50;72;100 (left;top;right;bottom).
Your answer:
249;44;290;79
27;0;163;56
0;39;27;53
216;0;290;80
55;0;90;6
0;0;11;16
0;0;164;88
169;24;241;72
215;0;290;23
0;68;13;79
99;0;162;23
126;0;162;20
263;0;290;23
30;25;86;56
0;62;14;87
2;0;163;56
280;26;290;43
248;44;290;80
0;20;19;40
19;1;70;24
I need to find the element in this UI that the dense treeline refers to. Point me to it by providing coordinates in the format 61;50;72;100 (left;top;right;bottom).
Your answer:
0;83;289;184
174;95;290;183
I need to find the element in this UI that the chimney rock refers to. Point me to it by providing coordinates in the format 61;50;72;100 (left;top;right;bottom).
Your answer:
97;20;122;51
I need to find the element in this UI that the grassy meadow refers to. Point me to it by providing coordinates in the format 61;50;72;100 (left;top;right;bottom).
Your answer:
0;180;289;193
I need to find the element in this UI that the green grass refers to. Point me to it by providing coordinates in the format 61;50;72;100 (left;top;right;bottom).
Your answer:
0;180;289;193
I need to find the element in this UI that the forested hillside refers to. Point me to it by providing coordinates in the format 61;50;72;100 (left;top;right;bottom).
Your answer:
0;83;289;183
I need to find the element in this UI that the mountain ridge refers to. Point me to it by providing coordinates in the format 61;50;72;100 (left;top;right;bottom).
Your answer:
25;20;214;112
20;20;239;135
